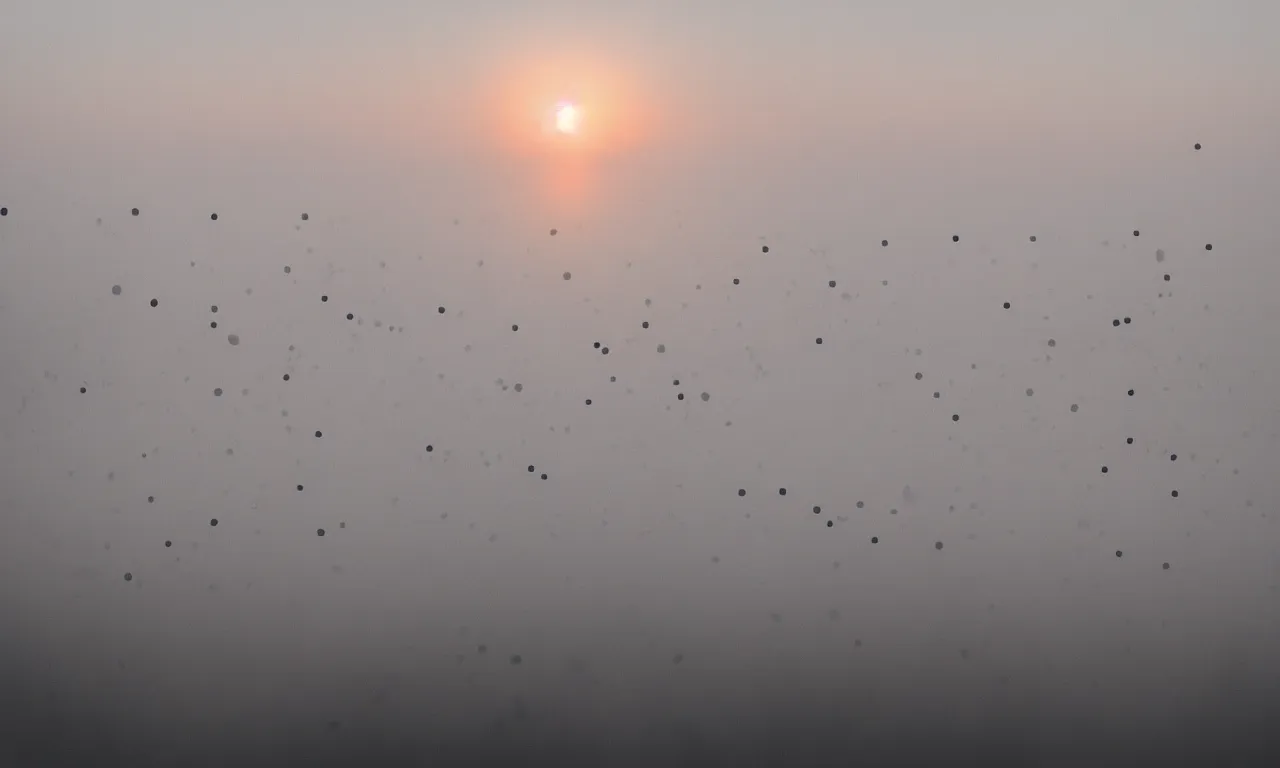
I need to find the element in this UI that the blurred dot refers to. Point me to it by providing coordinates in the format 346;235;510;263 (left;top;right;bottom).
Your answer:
1156;249;1166;263
602;347;610;355
881;240;889;247
815;337;823;345
283;374;290;381
124;572;133;582
321;295;328;302
284;266;291;274
1026;388;1034;397
1116;550;1123;558
642;321;649;329
1164;274;1171;281
1127;437;1134;444
511;324;518;331
1163;562;1171;569
1071;404;1079;413
510;654;522;665
761;246;769;253
315;430;323;438
826;520;833;527
1171;490;1179;498
563;271;572;280
933;392;940;398
0;208;6;216
150;298;158;307
1101;466;1108;473
1133;230;1140;237
871;536;879;543
213;388;223;397
227;334;240;346
733;278;740;285
210;321;217;329
437;306;445;314
527;465;535;473
1048;339;1056;347
828;280;836;288
1029;235;1037;242
585;399;592;405
210;213;218;221
779;488;787;496
1113;319;1121;327
812;506;822;514
1003;302;1011;309
672;379;680;386
856;501;864;509
1124;317;1131;324
164;540;172;547
514;383;523;392
111;285;122;296
211;305;218;313
1128;389;1135;396
677;393;684;400
1194;143;1201;150
550;228;557;236
426;445;434;452
210;518;218;526
952;414;960;422
952;235;959;242
657;344;666;353
935;541;944;550
1205;243;1213;251
80;387;87;394
317;528;326;536
131;208;139;216
700;392;710;402
301;213;309;221
540;473;548;480
915;372;923;380
738;489;746;497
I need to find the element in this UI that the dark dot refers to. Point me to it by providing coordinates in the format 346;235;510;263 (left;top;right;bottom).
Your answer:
1194;143;1201;150
700;392;711;402
813;506;821;514
761;245;769;253
426;445;434;452
738;489;746;497
672;379;680;386
164;540;172;548
1101;466;1108;473
677;393;684;400
315;430;323;438
540;474;547;480
227;334;240;346
1127;437;1134;444
827;520;833;527
210;321;218;329
1048;339;1056;346
1114;319;1121;327
1171;490;1179;498
935;541;944;550
952;414;960;422
131;208;139;216
1124;317;1131;324
0;207;6;216
80;387;87;394
321;295;328;302
952;235;959;242
1128;389;1135;397
282;374;290;381
211;305;218;313
124;572;133;582
284;266;291;274
778;488;787;496
437;306;445;314
528;465;535;472
148;495;155;503
347;313;354;320
856;501;864;509
317;528;326;536
511;324;518;331
933;392;940;398
1170;454;1177;461
1205;243;1212;251
301;213;309;221
1003;302;1011;309
828;280;836;288
563;271;572;280
111;284;122;296
1070;404;1079;412
1133;230;1140;237
296;485;303;491
733;278;740;285
150;298;158;307
602;347;609;355
210;213;218;221
1163;562;1171;569
642;321;649;329
550;228;557;236
1164;274;1171;281
585;399;592;405
1029;235;1037;242
1116;550;1123;558
210;518;218;526
815;337;823;345
510;654;522;665
881;239;889;247
871;536;879;543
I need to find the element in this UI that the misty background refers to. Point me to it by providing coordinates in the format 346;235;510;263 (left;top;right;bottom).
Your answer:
2;1;1280;766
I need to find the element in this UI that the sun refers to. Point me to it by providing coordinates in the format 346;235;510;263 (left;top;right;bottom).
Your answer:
554;103;580;135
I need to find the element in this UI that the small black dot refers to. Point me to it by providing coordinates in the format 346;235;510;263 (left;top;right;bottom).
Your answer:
733;278;740;285
826;520;833;527
871;536;878;543
1133;230;1140;237
761;245;769;253
317;528;326;536
528;465;535;472
642;321;649;329
815;337;823;345
80;387;86;394
210;518;218;526
881;239;889;247
315;430;323;438
283;374;290;381
1003;302;1011;309
131;208;139;216
672;379;680;386
1127;437;1134;444
1194;143;1201;150
550;228;557;236
1128;389;1135;396
511;324;518;331
1124;317;1131;324
347;313;354;320
301;213;309;221
210;213;218;221
150;298;158;307
1029;235;1037;242
124;572;133;582
952;414;960;422
426;445;434;452
1101;466;1108;473
915;372;923;380
0;207;7;216
778;488;787;496
148;495;155;503
593;342;601;349
1113;319;1121;327
165;540;172;548
602;347;609;355
1171;490;1179;498
1162;561;1170;569
210;321;217;329
321;295;328;302
438;306;446;314
828;280;836;288
952;235;959;242
540;473;547;480
856;501;864;509
585;399;592;406
738;489;746;497
1205;243;1212;251
1164;274;1171;281
677;393;684;400
813;506;821;514
296;485;304;491
211;305;218;313
935;541;944;550
1116;550;1123;558
1170;454;1177;461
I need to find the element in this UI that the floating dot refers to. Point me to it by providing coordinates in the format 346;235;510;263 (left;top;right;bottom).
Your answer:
514;383;523;392
881;240;889;247
211;305;218;313
164;540;172;548
317;528;326;536
1170;454;1177;461
111;284;122;296
1205;243;1212;251
563;271;572;280
321;295;328;302
227;334;240;346
1133;230;1140;237
1003;302;1011;309
284;266;291;274
733;278;740;285
656;344;665;353
935;541;944;550
1048;339;1056;347
540;473;548;480
1162;561;1171;569
1026;388;1034;397
315;430;323;438
585;399;592;406
511;324;518;331
0;207;7;216
1116;550;1123;558
1194;143;1201;150
210;518;218;526
933;392;940;398
641;321;649;329
1128;389;1135;397
738;489;746;497
282;374;290;381
80;386;87;394
437;306;445;314
828;280;836;288
761;245;769;253
124;572;133;582
700;392;710;402
778;488;787;496
296;484;304;491
213;387;223;397
550;228;557;236
915;372;923;381
150;298;158;307
1164;274;1171;281
676;393;684;401
301;213;309;221
815;337;823;345
510;654;522;665
871;536;878;543
1029;235;1037;242
601;347;609;355
1070;404;1079;413
952;235;959;242
1113;319;1121;327
210;213;218;221
210;321;218;329
1127;437;1134;444
952;414;960;422
527;465;535;473
1171;490;1179;498
426;445;434;453
1101;466;1108;473
1124;317;1131;324
826;520;833;527
131;208;140;216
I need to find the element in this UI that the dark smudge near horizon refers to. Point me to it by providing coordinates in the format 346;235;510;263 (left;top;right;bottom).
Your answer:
4;67;1280;768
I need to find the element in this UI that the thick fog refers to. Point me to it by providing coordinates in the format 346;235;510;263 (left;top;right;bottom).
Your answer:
3;2;1280;766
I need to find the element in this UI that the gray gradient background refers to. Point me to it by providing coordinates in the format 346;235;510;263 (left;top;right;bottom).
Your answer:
2;1;1280;766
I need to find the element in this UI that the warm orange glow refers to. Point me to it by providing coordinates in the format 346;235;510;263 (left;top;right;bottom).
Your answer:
554;103;580;135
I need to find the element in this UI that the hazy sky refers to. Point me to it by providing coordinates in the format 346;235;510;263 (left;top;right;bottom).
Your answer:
3;2;1280;766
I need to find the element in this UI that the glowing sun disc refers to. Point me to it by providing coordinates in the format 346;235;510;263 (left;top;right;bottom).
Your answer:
555;103;580;135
